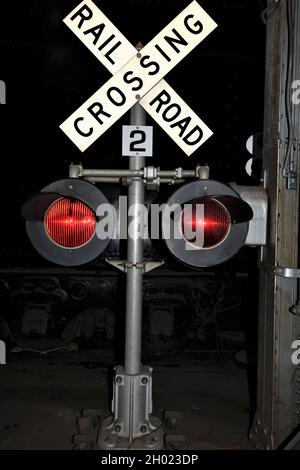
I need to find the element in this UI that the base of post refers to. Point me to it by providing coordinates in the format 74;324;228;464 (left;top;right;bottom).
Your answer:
98;415;163;450
73;409;185;450
97;365;164;450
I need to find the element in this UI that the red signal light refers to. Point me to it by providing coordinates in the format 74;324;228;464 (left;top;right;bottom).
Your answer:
181;198;230;249
22;178;114;266
45;198;96;248
164;180;254;267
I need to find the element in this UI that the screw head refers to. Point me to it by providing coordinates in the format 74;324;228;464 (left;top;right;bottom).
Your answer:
140;425;147;433
136;94;141;100
141;377;148;384
116;376;122;384
137;52;142;58
114;425;121;433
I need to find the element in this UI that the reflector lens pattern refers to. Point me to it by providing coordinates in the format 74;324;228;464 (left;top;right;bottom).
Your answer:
182;199;230;248
45;198;96;248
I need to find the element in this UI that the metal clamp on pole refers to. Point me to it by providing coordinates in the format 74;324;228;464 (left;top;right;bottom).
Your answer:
258;263;300;316
274;267;300;278
69;163;211;185
258;262;300;278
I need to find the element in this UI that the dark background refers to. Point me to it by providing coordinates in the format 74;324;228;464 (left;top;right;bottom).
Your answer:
0;0;266;258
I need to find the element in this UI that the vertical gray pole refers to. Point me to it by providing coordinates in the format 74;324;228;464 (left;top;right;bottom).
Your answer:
99;101;163;450
124;103;146;375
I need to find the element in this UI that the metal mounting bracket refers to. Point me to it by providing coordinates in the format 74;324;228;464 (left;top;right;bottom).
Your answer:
106;259;164;273
98;366;164;450
258;262;300;278
274;267;300;278
249;413;275;450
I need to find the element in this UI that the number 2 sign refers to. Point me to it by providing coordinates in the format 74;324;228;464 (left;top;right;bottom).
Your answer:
122;125;153;157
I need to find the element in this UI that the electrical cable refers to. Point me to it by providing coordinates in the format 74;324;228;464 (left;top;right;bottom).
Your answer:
260;0;281;25
283;0;296;179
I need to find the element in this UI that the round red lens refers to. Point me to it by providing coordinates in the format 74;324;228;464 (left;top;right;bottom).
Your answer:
45;198;96;248
181;198;230;249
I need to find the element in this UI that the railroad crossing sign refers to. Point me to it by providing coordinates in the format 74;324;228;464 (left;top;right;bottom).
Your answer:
60;0;217;156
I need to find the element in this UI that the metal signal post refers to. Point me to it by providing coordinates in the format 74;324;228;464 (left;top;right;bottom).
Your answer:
98;103;164;450
125;103;146;376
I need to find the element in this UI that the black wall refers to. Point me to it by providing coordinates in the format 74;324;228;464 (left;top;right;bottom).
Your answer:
0;0;266;257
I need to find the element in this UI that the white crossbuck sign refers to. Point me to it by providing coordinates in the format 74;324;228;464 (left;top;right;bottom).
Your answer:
60;0;217;156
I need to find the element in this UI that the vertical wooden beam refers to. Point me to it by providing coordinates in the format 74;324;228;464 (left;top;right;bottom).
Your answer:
251;0;300;449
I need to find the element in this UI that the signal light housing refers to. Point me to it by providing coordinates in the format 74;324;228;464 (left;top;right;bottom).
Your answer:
164;180;255;268
22;179;114;266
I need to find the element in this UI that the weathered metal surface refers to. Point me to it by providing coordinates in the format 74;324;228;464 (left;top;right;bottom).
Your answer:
252;0;300;449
